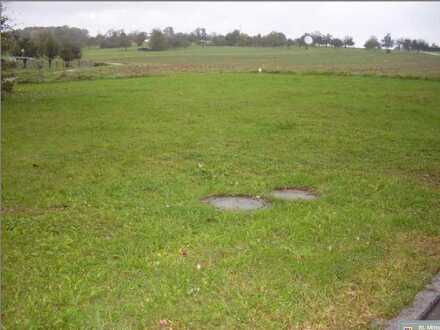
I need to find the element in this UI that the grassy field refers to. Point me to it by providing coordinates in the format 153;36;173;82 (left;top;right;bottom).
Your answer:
2;71;440;328
82;46;440;77
11;46;440;83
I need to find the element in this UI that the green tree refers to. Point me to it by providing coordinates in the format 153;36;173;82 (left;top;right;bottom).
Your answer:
324;33;333;47
0;2;12;32
130;31;147;47
44;32;59;69
192;27;207;44
263;31;287;47
149;29;168;51
225;30;240;46
364;36;381;49
381;33;394;49
0;3;15;54
60;41;81;67
343;36;354;48
331;38;343;48
120;31;131;50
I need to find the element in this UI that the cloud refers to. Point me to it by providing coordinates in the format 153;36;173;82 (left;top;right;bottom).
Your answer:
6;1;440;45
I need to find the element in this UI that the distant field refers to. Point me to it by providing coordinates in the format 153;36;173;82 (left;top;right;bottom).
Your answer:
3;73;440;328
81;46;440;78
11;46;440;83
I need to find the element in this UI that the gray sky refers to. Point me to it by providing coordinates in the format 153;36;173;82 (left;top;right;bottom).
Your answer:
5;1;440;46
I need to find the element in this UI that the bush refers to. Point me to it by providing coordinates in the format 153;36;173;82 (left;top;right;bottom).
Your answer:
1;78;16;96
1;58;17;70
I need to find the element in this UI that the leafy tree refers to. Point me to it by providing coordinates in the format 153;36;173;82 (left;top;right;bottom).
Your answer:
99;29;131;49
0;3;15;54
238;32;252;47
381;33;394;49
331;38;343;48
0;2;12;32
14;34;39;58
395;38;404;50
402;38;412;51
225;30;240;46
163;26;174;38
263;31;287;47
60;41;81;67
163;27;178;47
411;39;429;52
364;36;381;49
120;31;131;50
130;31;147;47
43;32;59;68
324;33;333;47
149;29;168;51
343;36;354;48
311;31;324;46
174;32;191;48
192;27;207;44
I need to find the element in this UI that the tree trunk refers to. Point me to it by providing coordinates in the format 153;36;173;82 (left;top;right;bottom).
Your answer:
48;59;52;69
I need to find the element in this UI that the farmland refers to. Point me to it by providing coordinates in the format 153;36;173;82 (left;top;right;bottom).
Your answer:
12;46;440;83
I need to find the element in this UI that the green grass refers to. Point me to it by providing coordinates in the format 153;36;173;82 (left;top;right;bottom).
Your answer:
9;46;440;84
2;72;440;328
81;46;440;77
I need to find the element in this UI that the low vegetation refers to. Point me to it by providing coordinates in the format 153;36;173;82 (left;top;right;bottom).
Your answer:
2;3;440;328
2;73;440;328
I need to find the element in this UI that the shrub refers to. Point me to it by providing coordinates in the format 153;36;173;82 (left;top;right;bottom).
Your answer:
1;78;16;96
1;58;17;70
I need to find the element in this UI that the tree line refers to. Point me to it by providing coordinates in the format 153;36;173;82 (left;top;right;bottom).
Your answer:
3;25;439;61
363;33;438;52
2;25;88;67
89;28;440;52
92;28;356;50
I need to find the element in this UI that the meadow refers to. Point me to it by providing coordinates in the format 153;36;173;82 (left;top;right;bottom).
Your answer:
2;47;440;329
12;46;440;83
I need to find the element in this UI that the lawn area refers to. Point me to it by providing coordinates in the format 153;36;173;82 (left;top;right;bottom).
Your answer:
2;72;440;329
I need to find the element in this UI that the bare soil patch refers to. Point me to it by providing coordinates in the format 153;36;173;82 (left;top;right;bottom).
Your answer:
202;195;270;211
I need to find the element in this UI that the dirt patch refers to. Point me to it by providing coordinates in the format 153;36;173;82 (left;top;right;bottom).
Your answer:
270;187;318;201
201;195;270;211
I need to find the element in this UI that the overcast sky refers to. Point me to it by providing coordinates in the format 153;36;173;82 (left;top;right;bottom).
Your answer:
5;1;440;46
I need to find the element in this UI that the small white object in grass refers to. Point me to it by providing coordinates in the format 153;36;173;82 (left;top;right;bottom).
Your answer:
256;195;261;199
197;263;202;270
258;67;262;73
198;163;203;168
